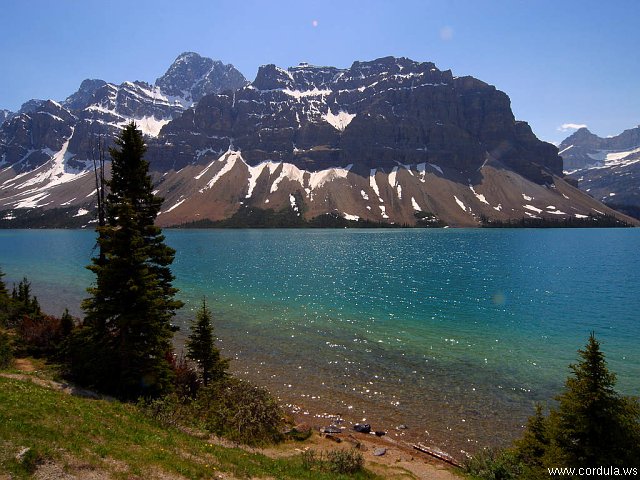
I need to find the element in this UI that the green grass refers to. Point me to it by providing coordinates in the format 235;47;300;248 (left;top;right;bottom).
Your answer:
0;375;380;479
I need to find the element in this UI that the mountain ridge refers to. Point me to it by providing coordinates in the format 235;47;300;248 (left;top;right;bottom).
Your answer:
1;54;635;228
562;125;640;218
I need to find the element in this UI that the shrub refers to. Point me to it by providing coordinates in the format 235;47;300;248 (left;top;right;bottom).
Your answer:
463;448;522;480
194;378;284;445
17;314;64;357
169;352;201;399
137;393;185;428
326;448;364;474
0;330;12;368
299;448;364;475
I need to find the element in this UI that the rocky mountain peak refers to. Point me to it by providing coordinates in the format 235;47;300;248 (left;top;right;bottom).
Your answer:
63;79;107;111
0;109;12;125
155;52;247;103
18;99;46;115
2;55;626;229
252;64;296;90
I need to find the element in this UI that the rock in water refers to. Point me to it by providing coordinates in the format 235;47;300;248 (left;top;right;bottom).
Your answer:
353;423;371;434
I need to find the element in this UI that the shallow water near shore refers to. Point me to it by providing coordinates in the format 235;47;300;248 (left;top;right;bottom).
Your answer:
1;228;639;457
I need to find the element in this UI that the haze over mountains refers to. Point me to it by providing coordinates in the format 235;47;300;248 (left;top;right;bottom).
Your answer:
561;126;640;219
0;52;633;227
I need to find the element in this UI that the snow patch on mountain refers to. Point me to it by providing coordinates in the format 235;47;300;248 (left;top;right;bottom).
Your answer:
271;163;305;193
198;150;241;192
469;185;489;205
369;169;382;201
308;164;352;190
282;88;332;99
586;147;640;168
322;109;355;131
132;116;171;137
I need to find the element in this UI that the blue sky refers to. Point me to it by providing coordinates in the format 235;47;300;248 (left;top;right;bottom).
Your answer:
1;0;638;144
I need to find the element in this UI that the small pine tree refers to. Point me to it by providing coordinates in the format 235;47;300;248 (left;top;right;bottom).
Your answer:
60;308;74;336
186;299;228;386
515;404;549;467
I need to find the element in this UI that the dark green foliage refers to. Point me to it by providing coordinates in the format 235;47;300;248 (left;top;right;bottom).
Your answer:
546;333;640;467
0;206;94;229
300;449;365;475
0;266;8;299
186;299;229;386
326;449;365;474
78;122;183;399
11;278;41;320
413;211;447;227
467;334;640;479
60;308;75;337
0;277;42;329
514;404;548;468
512;333;640;471
285;426;313;441
463;448;522;480
193;378;284;445
481;213;633;228
0;267;9;328
0;330;12;368
174;209;417;229
140;376;285;446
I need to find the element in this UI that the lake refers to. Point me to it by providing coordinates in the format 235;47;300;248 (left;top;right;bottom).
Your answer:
1;228;639;457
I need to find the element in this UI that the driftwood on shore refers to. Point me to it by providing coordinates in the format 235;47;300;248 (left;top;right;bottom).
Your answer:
412;443;461;468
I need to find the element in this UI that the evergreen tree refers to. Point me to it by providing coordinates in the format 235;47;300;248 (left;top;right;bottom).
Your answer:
516;333;640;469
515;404;549;468
60;308;74;337
0;266;8;299
186;298;228;386
79;122;183;399
548;333;640;467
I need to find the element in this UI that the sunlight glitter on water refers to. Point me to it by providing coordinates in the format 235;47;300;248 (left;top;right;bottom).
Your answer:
1;228;639;456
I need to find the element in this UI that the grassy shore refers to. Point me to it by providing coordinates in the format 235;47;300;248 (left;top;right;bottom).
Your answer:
0;367;382;479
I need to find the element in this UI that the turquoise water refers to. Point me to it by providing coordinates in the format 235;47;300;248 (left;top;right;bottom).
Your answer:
1;228;639;455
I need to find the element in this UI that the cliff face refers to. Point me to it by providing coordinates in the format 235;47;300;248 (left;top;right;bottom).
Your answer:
156;57;562;180
1;55;629;228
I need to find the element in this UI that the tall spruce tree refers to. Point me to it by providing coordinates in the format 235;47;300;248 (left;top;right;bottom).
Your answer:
548;333;640;467
186;298;228;386
80;122;183;399
516;333;640;470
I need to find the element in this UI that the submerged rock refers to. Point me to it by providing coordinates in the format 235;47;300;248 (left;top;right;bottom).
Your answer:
353;423;371;434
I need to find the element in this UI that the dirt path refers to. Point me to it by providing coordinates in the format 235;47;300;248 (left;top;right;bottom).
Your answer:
265;431;461;479
14;358;36;372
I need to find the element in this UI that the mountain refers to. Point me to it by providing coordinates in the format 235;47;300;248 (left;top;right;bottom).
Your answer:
0;55;634;228
561;126;640;218
0;52;247;171
0;109;13;125
155;51;248;105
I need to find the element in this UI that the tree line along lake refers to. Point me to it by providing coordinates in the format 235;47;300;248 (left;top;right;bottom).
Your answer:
0;228;638;457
